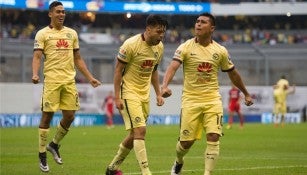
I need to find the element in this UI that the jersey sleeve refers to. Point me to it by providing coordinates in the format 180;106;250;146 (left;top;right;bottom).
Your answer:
117;40;133;63
220;47;234;72
73;30;79;50
33;30;44;50
173;42;187;63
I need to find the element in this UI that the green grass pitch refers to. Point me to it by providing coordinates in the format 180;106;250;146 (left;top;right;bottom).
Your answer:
1;123;307;175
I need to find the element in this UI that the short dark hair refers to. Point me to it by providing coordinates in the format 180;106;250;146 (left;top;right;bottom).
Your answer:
146;14;168;28
49;1;63;11
199;12;216;26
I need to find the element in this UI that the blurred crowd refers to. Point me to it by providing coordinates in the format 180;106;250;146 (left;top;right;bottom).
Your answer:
1;9;307;45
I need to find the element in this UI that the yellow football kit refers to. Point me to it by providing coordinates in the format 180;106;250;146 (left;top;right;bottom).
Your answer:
173;38;234;140
34;26;80;112
117;34;164;130
273;79;289;115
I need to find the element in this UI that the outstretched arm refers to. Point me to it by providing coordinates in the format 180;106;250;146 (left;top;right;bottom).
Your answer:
227;69;253;106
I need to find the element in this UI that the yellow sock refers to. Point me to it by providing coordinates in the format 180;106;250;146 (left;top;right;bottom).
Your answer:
134;139;151;175
204;141;220;175
108;143;131;170
38;128;49;153
175;141;189;164
53;123;68;144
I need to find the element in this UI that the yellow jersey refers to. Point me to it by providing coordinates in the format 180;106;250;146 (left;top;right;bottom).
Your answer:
33;25;79;83
274;78;289;103
117;34;164;102
173;38;234;107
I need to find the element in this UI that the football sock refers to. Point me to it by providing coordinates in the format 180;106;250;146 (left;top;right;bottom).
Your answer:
38;128;49;153
175;141;189;164
133;139;151;175
204;141;220;175
108;143;131;170
53;123;68;144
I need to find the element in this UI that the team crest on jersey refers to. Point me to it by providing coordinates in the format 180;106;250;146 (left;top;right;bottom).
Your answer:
66;33;72;39
182;129;190;136
212;53;219;60
154;52;159;59
56;39;69;48
135;117;141;123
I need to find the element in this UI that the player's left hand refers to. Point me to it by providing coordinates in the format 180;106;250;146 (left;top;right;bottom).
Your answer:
244;95;253;106
156;96;164;106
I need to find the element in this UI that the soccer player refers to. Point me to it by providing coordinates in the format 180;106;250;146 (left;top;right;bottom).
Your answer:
273;75;295;127
226;84;244;129
104;15;168;175
101;91;115;129
32;1;101;172
161;12;253;175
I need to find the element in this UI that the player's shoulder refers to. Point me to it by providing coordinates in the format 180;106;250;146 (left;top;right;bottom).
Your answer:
36;26;50;34
124;33;141;45
211;40;227;51
176;38;195;51
62;26;78;35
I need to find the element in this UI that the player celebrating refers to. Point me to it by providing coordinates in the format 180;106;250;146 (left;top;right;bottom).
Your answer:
105;14;168;175
273;75;295;127
161;12;253;175
32;1;101;172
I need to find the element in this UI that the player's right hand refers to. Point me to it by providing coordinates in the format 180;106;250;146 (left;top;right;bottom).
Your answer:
115;98;124;110
161;87;172;98
244;95;253;106
32;75;40;84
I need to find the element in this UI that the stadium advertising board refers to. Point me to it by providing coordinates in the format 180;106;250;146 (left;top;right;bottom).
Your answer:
0;0;210;14
0;84;305;127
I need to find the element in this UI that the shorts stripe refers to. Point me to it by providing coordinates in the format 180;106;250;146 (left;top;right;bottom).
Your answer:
124;99;134;128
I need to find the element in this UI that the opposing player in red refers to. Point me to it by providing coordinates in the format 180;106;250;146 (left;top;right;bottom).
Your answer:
227;84;244;129
102;91;115;129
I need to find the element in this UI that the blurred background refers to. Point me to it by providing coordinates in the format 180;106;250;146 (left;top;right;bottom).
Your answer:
1;0;307;85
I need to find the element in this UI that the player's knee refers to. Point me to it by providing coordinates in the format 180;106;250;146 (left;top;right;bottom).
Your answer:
180;140;194;149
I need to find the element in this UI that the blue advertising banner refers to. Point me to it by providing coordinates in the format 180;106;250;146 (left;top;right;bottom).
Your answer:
0;113;104;127
0;0;210;14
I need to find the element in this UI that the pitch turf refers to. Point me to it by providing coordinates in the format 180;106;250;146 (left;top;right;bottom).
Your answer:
1;123;307;175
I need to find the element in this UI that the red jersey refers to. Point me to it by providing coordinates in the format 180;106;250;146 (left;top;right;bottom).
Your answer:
103;95;114;115
228;87;241;112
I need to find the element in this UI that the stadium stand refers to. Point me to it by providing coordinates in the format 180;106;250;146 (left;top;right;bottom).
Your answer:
1;1;307;85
